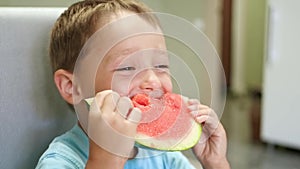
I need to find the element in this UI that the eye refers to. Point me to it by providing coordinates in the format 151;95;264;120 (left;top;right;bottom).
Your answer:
114;66;136;71
154;65;169;69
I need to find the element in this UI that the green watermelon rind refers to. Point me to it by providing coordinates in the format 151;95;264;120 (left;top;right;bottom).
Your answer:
135;119;202;151
85;98;94;109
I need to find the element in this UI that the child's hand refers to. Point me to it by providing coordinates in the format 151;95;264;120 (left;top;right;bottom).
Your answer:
188;99;230;169
86;90;141;168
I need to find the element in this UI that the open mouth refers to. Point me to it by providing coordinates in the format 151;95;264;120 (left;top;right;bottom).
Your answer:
129;89;164;100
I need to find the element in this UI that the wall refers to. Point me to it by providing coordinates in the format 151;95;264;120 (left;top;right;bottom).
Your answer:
231;0;247;94
244;0;266;91
231;0;266;94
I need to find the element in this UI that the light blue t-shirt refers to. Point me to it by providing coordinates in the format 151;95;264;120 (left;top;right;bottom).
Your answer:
36;124;196;169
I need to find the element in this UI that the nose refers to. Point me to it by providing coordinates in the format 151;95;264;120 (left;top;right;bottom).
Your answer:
139;69;161;91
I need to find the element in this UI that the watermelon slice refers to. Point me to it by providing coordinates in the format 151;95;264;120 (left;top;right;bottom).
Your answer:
131;93;201;151
84;93;202;151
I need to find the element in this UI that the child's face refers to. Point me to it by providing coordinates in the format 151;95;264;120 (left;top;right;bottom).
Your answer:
95;33;172;98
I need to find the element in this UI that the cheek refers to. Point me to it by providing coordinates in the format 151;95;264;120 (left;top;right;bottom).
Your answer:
94;69;113;93
94;76;112;93
110;75;132;96
161;74;173;92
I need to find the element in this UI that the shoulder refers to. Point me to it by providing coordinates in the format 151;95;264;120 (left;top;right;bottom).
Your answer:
35;124;88;169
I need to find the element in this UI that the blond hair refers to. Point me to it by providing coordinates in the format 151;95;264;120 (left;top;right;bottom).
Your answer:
49;0;157;73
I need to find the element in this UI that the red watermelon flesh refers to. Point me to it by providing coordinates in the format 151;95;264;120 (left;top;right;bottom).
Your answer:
132;93;188;137
131;93;201;150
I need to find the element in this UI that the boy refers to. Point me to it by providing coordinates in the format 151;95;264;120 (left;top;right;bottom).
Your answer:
36;0;230;168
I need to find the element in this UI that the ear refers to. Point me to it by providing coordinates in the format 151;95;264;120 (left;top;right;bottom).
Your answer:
54;69;78;105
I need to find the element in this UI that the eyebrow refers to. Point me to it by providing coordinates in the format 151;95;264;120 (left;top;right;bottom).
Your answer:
105;48;138;67
106;47;168;66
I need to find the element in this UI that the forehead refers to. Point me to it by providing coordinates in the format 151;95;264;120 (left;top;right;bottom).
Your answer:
77;12;165;70
104;33;167;64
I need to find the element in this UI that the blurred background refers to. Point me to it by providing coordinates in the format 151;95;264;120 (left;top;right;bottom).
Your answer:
1;0;300;168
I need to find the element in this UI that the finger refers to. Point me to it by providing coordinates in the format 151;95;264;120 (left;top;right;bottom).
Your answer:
181;95;189;103
190;110;209;118
191;109;219;125
198;104;210;109
101;91;120;114
188;98;200;105
115;96;133;119
187;104;200;111
127;107;142;123
187;103;210;111
89;90;113;113
201;111;220;132
195;115;209;124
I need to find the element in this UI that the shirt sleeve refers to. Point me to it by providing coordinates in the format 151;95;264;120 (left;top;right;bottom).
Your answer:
35;152;83;169
35;140;86;169
35;125;88;169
